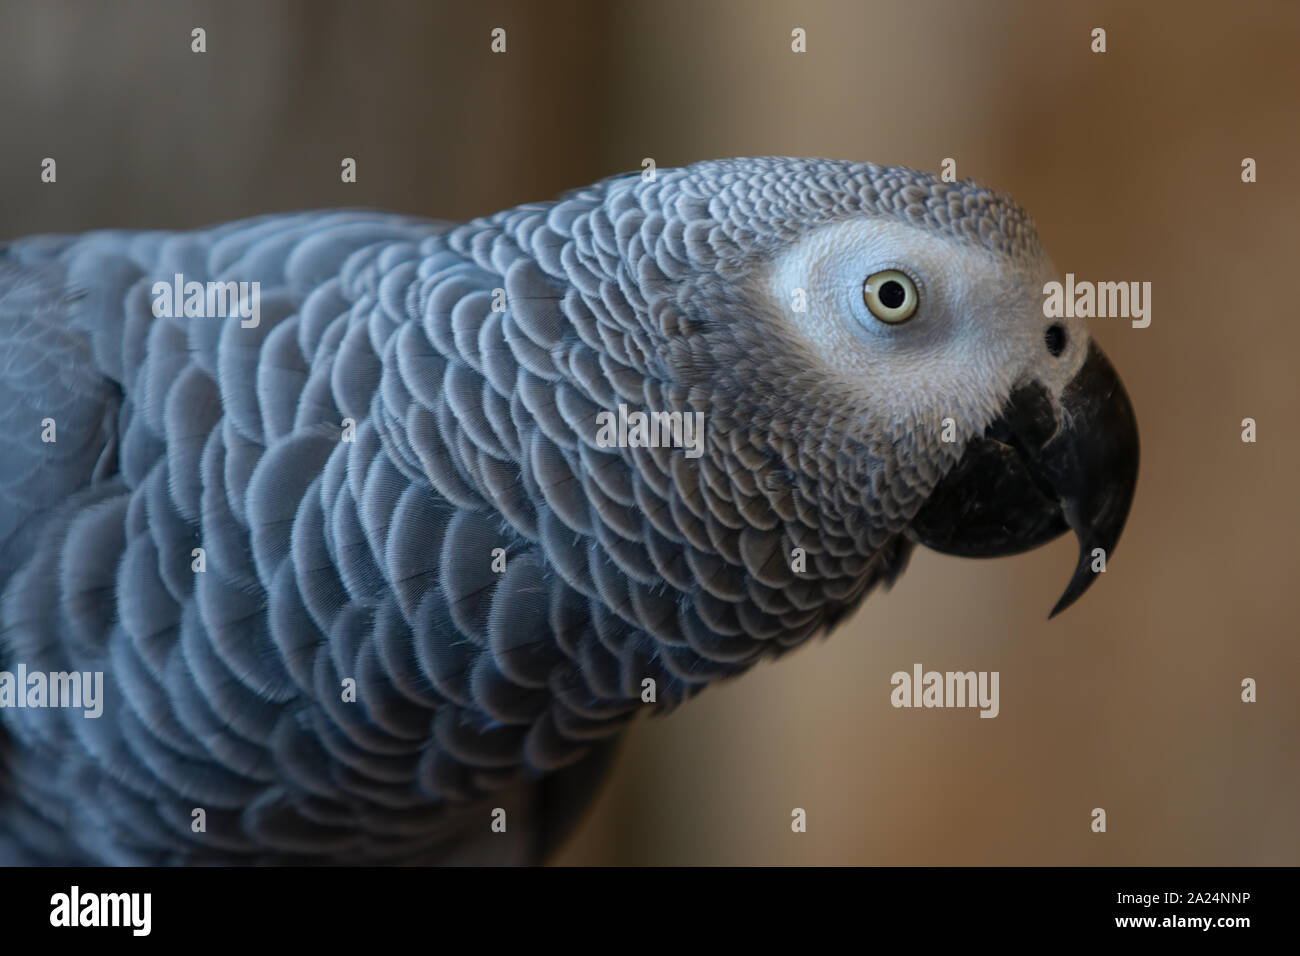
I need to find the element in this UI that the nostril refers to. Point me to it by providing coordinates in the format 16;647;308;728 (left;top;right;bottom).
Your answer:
1045;323;1067;357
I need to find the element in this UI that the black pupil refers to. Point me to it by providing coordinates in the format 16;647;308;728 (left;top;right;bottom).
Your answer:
1045;323;1067;357
879;280;906;309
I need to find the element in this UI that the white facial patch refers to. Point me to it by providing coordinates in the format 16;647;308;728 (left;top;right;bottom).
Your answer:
762;216;1079;439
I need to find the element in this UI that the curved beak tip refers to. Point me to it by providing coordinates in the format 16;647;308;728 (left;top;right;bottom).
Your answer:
1048;559;1095;620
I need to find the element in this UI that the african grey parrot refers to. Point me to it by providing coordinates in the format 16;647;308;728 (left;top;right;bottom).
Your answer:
0;157;1138;864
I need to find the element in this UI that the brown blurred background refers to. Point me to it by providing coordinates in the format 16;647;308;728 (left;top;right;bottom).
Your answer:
2;0;1296;865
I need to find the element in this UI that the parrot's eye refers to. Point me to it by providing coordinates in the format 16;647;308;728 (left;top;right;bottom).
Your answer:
862;270;918;324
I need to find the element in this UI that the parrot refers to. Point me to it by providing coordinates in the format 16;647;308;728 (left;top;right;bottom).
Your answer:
0;157;1138;864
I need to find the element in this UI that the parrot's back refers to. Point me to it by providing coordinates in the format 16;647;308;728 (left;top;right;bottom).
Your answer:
0;211;629;863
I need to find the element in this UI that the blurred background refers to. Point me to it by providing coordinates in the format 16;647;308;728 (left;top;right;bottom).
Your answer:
2;0;1296;864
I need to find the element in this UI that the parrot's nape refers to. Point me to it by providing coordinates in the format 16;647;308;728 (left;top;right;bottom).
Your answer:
0;157;1138;864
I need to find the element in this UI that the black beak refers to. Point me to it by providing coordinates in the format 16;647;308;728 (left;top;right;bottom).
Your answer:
907;341;1139;618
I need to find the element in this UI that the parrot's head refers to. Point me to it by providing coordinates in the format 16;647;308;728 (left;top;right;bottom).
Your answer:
611;157;1138;616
